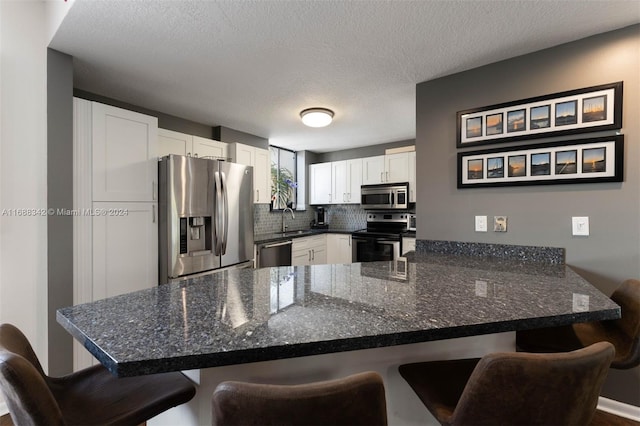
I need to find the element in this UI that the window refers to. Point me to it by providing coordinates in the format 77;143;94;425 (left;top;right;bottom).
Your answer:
270;146;297;210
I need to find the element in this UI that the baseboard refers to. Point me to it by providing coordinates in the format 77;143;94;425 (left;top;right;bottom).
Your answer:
598;396;640;421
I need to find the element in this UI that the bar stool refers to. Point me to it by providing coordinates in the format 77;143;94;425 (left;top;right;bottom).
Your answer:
0;323;196;425
517;278;640;369
398;342;614;426
211;371;388;426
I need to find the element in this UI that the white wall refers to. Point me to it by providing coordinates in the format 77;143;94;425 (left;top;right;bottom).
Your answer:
0;0;49;377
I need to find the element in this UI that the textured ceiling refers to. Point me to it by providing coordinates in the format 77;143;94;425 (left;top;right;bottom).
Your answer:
50;0;640;153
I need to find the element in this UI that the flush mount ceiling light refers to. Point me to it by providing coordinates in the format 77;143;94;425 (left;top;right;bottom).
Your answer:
300;108;334;128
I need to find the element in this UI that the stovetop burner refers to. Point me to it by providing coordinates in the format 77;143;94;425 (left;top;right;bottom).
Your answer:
352;211;411;239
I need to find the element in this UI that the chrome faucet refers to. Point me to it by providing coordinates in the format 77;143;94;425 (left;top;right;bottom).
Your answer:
282;207;295;232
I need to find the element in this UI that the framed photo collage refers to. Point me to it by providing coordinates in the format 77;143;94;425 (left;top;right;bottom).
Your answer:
456;82;624;188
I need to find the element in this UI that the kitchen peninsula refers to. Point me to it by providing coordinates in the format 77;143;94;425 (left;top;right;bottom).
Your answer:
58;248;620;425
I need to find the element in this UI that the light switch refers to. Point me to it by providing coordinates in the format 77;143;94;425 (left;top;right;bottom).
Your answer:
475;216;487;232
572;216;589;236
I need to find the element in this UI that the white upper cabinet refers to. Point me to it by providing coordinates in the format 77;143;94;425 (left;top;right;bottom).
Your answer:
92;102;158;202
346;159;363;204
158;128;192;157
332;159;362;204
158;129;228;160
229;142;270;204
408;151;416;203
386;152;410;183
309;162;332;205
192;136;227;159
332;161;348;203
361;152;415;189
362;155;386;185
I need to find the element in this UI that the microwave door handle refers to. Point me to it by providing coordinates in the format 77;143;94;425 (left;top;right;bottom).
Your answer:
390;193;394;205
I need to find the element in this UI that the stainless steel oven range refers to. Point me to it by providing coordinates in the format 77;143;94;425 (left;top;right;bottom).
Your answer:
352;212;411;262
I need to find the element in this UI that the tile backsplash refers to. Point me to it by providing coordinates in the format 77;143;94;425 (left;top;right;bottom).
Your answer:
254;204;367;235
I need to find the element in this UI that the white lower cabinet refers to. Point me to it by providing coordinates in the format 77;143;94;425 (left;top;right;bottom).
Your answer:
291;235;327;266
402;237;416;255
92;202;158;301
326;234;352;264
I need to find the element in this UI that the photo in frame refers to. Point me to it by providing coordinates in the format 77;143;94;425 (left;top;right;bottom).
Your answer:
456;82;622;147
457;135;623;188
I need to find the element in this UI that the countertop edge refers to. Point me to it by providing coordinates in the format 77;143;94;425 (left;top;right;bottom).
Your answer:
83;306;620;377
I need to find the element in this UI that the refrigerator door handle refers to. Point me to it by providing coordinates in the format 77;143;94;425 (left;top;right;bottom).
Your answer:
214;171;224;256
221;171;229;255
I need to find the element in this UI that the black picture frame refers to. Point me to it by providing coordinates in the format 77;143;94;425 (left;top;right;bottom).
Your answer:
457;135;623;188
456;81;623;147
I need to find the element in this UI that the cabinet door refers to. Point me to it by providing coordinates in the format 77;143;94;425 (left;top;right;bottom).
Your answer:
309;235;327;265
292;249;310;266
193;136;227;159
408;151;416;202
386;152;410;183
311;245;327;265
158;129;192;157
231;142;254;167
92;201;158;301
362;156;385;185
332;160;348;204
346;159;362;204
253;148;271;204
92;103;158;202
309;163;332;205
327;234;352;264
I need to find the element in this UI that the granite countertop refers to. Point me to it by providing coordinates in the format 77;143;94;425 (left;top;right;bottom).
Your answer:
254;228;355;244
57;252;620;377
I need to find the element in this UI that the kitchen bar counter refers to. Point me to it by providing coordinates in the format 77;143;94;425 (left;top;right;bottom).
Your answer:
57;252;619;378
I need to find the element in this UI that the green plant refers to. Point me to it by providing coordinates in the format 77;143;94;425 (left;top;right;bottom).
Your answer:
271;164;296;209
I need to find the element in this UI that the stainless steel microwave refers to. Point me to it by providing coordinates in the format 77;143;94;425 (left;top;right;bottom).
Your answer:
360;183;409;210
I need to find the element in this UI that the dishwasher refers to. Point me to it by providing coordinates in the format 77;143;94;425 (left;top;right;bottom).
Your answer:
257;240;292;268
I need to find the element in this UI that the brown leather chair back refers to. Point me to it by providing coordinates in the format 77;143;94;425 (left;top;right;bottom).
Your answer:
451;342;614;426
0;324;65;425
212;371;388;426
609;278;640;368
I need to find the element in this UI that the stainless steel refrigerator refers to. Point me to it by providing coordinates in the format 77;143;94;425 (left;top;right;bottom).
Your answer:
158;155;254;284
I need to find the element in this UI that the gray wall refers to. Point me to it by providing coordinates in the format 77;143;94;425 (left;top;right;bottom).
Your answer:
213;126;269;149
47;49;74;375
73;89;214;138
416;25;639;405
315;139;415;163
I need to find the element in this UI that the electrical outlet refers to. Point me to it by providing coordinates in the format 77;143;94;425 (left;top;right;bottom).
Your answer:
572;216;589;236
494;216;507;232
475;216;487;232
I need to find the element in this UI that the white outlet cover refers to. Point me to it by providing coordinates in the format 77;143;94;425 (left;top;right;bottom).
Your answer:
494;216;507;232
572;216;589;236
475;215;487;232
